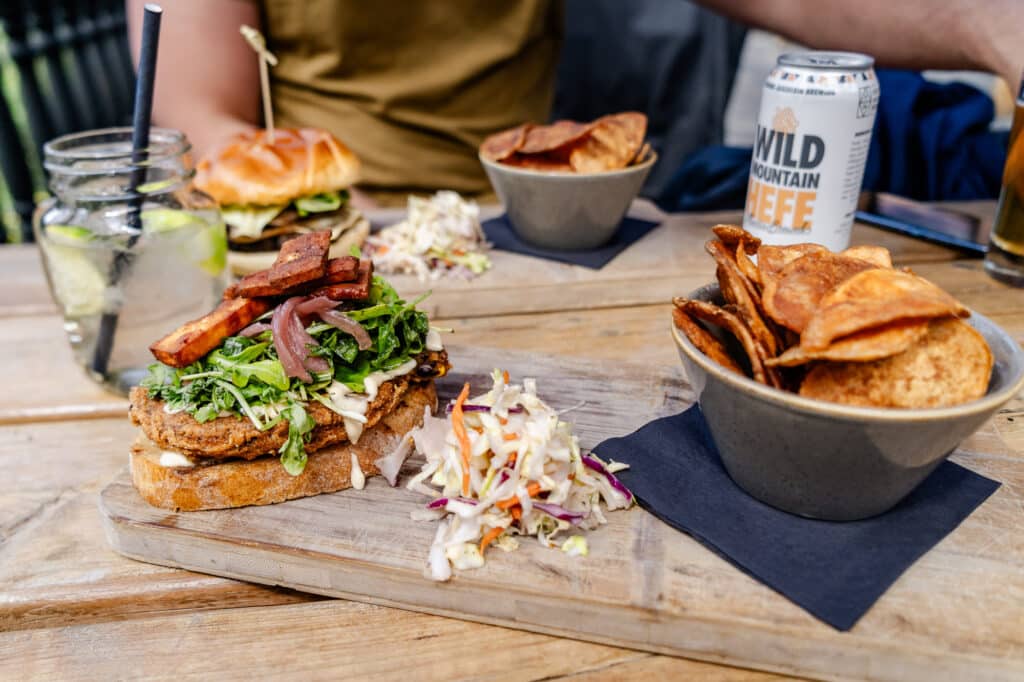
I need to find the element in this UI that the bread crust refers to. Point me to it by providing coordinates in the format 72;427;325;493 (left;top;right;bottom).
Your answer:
130;382;436;511
195;128;360;206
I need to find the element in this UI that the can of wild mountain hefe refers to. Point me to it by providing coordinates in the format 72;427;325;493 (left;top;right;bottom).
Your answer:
743;52;879;250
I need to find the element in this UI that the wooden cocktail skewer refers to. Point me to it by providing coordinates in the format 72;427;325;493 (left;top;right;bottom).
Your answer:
240;25;278;143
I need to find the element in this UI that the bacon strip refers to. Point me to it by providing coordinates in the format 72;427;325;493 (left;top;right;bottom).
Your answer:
312;259;373;301
150;297;272;368
267;231;331;289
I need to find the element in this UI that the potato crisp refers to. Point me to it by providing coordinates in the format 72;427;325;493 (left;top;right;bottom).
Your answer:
480;112;649;174
672;227;992;408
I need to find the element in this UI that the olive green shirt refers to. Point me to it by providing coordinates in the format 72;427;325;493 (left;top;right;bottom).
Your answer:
263;0;563;200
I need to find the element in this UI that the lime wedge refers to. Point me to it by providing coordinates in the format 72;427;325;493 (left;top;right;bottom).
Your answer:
46;224;95;246
141;208;196;233
195;220;228;276
40;228;106;317
141;209;227;276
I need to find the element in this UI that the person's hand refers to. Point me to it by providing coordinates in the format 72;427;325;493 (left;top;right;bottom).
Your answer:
974;0;1024;87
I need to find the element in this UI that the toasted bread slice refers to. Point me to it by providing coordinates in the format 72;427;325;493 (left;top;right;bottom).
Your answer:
130;381;436;511
150;297;272;368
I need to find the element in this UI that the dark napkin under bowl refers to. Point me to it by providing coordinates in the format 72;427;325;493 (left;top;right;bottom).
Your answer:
673;283;1024;521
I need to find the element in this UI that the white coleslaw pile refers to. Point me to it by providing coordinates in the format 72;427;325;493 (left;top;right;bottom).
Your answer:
398;370;634;581
366;191;491;281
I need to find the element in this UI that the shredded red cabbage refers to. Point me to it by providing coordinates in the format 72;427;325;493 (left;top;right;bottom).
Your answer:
444;403;525;415
533;502;587;524
582;454;634;502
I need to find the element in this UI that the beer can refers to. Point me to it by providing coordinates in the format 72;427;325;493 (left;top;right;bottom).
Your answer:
743;51;880;250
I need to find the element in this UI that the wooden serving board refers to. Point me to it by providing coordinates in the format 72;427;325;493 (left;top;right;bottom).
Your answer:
99;345;1024;681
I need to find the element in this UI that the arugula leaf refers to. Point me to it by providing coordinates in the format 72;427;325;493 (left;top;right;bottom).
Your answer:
208;344;290;391
279;403;314;475
334;356;372;392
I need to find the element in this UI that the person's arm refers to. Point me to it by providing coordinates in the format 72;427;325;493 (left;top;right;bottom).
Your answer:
127;0;260;159
699;0;1022;86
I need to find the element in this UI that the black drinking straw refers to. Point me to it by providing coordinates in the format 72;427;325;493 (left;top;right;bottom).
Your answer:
91;3;162;377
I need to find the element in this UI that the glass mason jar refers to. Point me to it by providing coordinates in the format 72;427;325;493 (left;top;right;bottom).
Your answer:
34;127;228;395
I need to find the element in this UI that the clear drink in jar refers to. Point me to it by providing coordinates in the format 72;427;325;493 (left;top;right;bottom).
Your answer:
35;127;227;394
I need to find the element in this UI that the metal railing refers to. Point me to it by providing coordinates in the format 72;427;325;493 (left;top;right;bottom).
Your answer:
0;1;134;243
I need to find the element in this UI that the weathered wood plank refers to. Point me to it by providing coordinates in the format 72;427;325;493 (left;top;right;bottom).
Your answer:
0;314;128;424
98;346;1024;681
0;600;787;681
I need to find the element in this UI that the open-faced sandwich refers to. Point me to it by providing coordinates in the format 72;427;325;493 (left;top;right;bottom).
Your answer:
195;127;370;275
129;231;449;511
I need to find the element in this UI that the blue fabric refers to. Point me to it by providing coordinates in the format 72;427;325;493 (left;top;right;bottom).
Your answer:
595;405;1000;631
657;70;1010;212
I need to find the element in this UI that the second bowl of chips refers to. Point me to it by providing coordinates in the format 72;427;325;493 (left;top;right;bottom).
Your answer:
480;150;656;251
479;113;655;250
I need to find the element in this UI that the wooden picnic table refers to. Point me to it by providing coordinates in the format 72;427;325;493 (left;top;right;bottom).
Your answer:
2;201;1021;680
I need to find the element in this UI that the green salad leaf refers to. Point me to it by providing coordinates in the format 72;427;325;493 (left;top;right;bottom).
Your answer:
279;403;314;475
140;275;432;476
221;204;286;239
295;190;348;216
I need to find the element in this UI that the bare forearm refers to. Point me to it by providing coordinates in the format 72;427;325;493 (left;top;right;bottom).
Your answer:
700;0;1022;85
126;0;261;159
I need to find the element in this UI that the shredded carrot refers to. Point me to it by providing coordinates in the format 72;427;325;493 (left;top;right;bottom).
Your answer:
510;506;522;521
502;370;510;384
377;244;389;254
479;526;505;553
507;452;517;467
495;481;543;510
498;416;508;426
495;496;519;511
502;432;518;441
452;382;471;495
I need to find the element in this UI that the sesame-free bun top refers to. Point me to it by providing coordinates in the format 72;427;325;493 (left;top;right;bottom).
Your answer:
195;128;361;206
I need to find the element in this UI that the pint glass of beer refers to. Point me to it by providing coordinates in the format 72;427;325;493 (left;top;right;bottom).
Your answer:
984;76;1024;285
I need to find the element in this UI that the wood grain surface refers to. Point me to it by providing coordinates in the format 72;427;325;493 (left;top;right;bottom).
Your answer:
3;204;1022;681
99;346;1024;682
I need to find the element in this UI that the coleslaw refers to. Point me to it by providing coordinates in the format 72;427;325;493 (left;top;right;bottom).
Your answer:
366;191;491;281
387;370;634;581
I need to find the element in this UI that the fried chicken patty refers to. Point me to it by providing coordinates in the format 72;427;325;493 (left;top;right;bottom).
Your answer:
130;350;448;461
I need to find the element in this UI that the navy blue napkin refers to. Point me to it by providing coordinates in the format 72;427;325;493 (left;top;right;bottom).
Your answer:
481;214;659;269
594;406;1000;631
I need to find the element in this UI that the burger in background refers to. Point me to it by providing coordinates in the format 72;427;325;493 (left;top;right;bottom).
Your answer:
195;128;370;275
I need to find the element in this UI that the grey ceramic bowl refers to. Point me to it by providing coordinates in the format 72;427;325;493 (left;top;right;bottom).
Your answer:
673;283;1024;521
479;152;656;250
